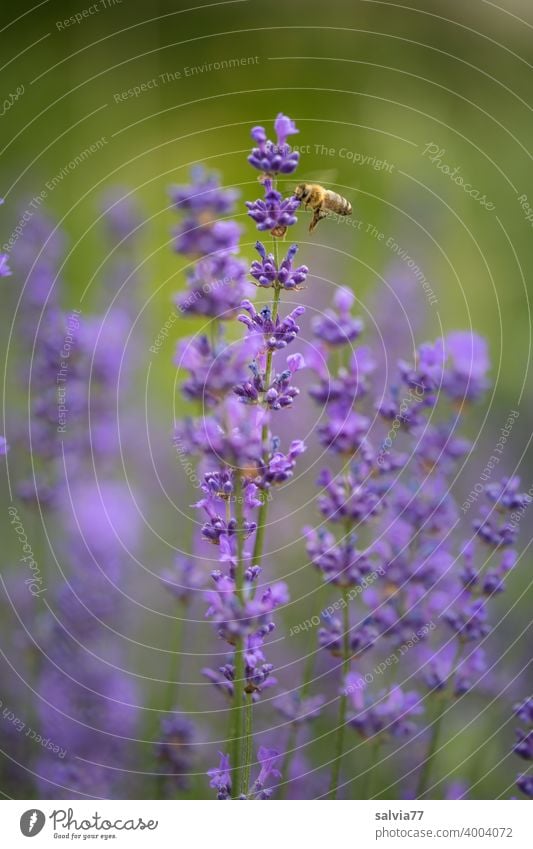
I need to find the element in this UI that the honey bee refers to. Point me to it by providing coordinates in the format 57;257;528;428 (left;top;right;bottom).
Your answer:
294;183;352;232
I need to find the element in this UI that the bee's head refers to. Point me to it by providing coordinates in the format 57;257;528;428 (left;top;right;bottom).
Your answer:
294;183;307;200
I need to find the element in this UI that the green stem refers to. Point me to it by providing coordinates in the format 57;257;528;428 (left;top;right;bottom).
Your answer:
280;724;298;794
164;611;184;713
252;281;282;567
301;648;316;699
155;605;184;798
280;650;316;797
361;737;382;799
328;587;351;798
242;692;254;796
229;646;244;791
416;642;463;798
237;223;284;790
251;495;268;567
230;473;246;797
416;696;447;798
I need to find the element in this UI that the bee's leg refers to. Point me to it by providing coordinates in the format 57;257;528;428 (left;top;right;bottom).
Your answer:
309;209;326;232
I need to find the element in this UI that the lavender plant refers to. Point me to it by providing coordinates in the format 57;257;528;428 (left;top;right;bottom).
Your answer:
305;302;528;798
171;116;308;798
3;204;143;799
167;118;530;801
2;119;529;803
164;165;251;794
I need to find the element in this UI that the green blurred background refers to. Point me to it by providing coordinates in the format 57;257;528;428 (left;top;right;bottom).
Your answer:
1;0;532;798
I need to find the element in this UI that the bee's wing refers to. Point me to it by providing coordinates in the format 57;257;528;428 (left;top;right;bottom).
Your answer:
297;168;340;184
277;169;340;191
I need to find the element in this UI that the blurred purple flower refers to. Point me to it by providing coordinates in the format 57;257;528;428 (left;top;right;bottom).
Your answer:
156;715;196;790
312;286;363;346
170;166;239;214
176;252;252;319
443;331;490;401
160;557;204;606
275;692;325;725
347;676;423;739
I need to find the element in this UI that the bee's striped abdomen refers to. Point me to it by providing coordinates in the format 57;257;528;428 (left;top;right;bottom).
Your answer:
324;190;352;216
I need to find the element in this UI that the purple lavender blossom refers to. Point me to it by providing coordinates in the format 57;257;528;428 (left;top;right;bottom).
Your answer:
513;696;533;797
514;729;533;761
0;436;8;454
233;352;305;411
238;300;305;351
250;242;309;290
515;696;533;725
204;572;288;650
254;438;306;489
247;746;282;798
516;774;533;797
203;634;278;702
248;113;300;175
208;752;232;799
246;179;300;235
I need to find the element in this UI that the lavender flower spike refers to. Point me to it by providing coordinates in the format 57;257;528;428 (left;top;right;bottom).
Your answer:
248;113;300;176
250;242;309;290
246;178;300;238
